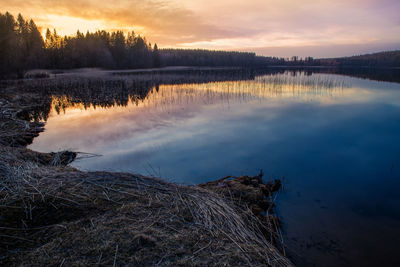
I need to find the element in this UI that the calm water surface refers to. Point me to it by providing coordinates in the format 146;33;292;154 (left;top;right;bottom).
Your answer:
30;72;400;266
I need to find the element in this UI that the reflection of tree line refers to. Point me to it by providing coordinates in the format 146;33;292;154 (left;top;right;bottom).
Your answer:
18;70;348;121
15;68;390;122
40;71;346;119
320;68;400;84
262;67;400;84
15;69;256;121
140;73;345;109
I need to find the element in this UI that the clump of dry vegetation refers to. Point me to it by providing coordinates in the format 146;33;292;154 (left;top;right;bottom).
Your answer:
0;75;292;266
0;147;291;266
201;175;284;243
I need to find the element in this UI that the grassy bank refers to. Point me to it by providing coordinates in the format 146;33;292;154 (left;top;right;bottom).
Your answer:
0;76;292;266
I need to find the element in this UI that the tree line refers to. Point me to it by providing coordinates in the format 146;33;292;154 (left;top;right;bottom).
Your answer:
1;12;399;78
160;49;256;67
0;12;162;77
0;12;258;78
0;12;44;76
255;52;400;68
316;51;400;68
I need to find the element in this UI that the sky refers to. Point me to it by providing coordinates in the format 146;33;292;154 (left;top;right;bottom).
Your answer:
1;0;400;58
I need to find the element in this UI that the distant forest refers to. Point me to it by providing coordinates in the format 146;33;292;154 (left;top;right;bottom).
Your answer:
315;51;400;68
1;12;399;78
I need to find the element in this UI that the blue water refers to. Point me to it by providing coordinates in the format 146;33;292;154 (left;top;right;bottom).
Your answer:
30;72;400;266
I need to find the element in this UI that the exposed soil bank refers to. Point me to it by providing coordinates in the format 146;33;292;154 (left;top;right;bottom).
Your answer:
0;77;292;266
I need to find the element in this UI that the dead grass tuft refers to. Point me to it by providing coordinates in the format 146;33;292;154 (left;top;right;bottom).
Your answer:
0;148;292;266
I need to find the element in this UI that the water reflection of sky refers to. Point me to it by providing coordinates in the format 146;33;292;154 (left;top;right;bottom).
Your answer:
29;73;400;266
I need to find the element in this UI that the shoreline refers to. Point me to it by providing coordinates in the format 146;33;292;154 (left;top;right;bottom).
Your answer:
0;78;292;266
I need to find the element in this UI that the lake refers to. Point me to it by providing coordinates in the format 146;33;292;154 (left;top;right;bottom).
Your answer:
29;69;400;266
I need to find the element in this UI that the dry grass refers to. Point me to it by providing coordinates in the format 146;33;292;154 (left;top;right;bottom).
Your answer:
0;147;292;266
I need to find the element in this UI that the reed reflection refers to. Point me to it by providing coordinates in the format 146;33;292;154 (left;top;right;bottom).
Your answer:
28;71;355;160
16;67;400;122
49;72;348;117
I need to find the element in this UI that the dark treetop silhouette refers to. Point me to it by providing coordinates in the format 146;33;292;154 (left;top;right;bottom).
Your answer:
1;12;399;78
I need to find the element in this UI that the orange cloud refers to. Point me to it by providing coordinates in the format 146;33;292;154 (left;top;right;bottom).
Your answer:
1;0;399;57
2;0;236;45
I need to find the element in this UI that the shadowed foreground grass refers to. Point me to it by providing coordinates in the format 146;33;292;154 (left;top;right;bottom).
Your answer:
0;149;290;266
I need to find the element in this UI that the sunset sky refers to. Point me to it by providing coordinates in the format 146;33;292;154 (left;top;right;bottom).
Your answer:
2;0;400;57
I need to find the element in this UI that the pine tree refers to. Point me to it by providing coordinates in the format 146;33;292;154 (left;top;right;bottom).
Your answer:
152;43;161;67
